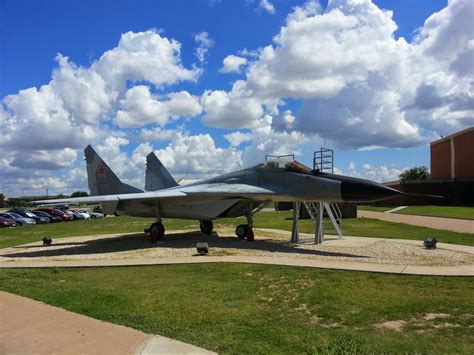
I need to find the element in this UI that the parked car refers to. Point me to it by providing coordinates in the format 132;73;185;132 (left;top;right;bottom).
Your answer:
70;209;91;219
32;210;62;223
0;212;35;226
81;210;104;219
35;208;74;221
0;216;16;227
63;210;85;220
8;208;50;224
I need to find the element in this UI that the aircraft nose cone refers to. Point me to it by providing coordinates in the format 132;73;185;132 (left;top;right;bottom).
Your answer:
341;180;402;202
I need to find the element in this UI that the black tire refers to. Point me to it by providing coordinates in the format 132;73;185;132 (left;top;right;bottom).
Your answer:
150;222;165;243
235;224;249;239
17;222;23;227
91;215;96;219
199;220;214;235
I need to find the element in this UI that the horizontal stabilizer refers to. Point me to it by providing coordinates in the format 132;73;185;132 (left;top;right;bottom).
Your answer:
85;145;143;196
145;152;178;191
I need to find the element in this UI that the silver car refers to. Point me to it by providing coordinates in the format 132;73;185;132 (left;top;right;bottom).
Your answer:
0;212;36;226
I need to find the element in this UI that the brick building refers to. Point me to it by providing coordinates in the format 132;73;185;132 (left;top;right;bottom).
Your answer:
430;127;474;180
381;127;474;205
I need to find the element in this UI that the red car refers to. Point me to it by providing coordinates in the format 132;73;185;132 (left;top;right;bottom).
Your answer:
0;216;16;227
35;208;73;221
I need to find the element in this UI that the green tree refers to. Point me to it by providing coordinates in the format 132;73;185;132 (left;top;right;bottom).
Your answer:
71;191;89;198
0;193;5;207
399;166;431;182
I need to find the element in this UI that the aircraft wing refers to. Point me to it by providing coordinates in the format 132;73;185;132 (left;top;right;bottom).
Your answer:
34;183;277;206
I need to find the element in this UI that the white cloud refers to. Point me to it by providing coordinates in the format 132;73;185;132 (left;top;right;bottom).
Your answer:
202;0;473;149
201;81;265;128
258;0;275;14
358;163;404;183
240;115;310;167
115;86;202;128
139;127;181;141
224;131;252;146
0;30;202;196
52;54;115;124
194;31;214;64
220;55;248;73
93;30;200;92
155;132;242;175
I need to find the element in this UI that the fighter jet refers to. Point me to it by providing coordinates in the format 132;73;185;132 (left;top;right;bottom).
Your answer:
36;145;401;242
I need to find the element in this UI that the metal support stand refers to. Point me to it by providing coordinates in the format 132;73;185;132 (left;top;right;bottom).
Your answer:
315;202;324;244
291;202;301;243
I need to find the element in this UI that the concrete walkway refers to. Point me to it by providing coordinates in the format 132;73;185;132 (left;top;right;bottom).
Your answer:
0;291;216;355
358;210;474;234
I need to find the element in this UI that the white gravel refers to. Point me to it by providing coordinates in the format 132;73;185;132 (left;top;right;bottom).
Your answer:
1;226;473;267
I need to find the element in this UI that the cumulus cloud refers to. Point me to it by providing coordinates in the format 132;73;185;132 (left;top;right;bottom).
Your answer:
194;32;214;64
0;29;202;196
155;132;242;175
139;127;181;141
258;0;275;14
202;0;474;149
220;55;248;73
115;86;202;128
201;81;265;128
94;30;200;92
224;131;252;147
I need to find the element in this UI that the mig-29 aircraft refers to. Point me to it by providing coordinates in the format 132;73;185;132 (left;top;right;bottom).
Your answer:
36;145;401;242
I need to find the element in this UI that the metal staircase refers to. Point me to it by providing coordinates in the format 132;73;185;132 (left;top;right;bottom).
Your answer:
296;148;343;244
301;202;343;243
267;148;344;244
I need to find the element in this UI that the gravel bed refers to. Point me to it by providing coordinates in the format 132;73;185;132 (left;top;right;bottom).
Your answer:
1;227;473;267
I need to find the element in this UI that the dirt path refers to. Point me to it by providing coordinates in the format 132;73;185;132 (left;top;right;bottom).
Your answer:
358;210;474;234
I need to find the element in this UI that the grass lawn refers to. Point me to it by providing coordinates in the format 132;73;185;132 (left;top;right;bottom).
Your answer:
357;205;393;212
1;211;473;248
0;265;472;354
396;205;474;220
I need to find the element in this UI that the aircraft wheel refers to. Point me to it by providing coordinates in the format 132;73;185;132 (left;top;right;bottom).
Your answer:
246;228;255;242
150;222;165;243
200;220;213;235
235;224;248;239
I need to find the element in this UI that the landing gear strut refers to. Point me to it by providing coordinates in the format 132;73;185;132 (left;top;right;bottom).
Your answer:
200;220;214;235
149;222;165;243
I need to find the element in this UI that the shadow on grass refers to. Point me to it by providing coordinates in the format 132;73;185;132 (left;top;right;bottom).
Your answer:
3;231;368;259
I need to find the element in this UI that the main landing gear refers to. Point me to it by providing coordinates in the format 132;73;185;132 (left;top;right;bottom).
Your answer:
235;210;255;242
149;222;165;243
200;220;214;235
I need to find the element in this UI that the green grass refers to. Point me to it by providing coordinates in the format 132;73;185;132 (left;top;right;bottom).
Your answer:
0;265;472;354
357;205;393;212
1;211;473;248
396;205;474;220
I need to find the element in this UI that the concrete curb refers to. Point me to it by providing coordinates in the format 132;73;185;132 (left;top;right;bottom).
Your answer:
1;254;473;276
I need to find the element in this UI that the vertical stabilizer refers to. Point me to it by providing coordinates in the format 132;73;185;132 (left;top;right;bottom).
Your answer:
84;145;143;195
145;152;178;191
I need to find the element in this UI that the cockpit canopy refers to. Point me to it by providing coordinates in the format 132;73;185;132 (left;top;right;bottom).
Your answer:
254;160;313;174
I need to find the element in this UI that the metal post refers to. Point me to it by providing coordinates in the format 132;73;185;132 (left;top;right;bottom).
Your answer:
315;202;324;244
291;202;300;243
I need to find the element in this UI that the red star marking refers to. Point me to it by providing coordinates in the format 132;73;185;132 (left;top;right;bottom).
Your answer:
97;161;107;178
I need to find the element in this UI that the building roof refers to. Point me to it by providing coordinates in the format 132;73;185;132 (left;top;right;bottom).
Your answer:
430;126;474;145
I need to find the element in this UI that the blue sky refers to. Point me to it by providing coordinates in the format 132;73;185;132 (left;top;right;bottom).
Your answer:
1;0;472;196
